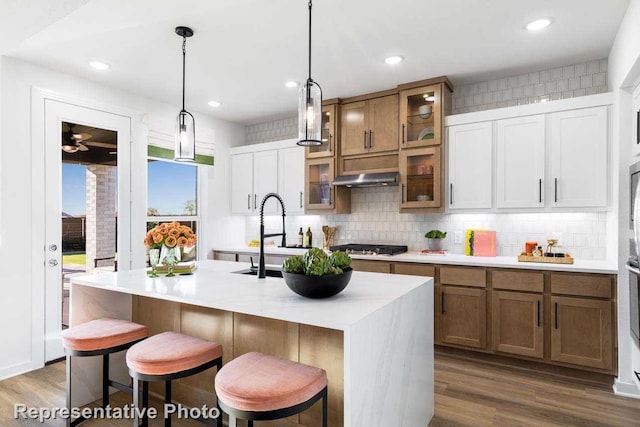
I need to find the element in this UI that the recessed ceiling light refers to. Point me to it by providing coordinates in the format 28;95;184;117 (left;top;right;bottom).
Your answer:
207;100;221;107
384;55;404;65
526;18;552;31
89;61;110;70
285;81;299;88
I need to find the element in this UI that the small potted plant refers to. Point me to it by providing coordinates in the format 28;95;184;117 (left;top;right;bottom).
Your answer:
425;230;447;251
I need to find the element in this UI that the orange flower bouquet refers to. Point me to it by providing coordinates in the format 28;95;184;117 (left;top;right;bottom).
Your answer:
144;222;197;250
144;222;196;276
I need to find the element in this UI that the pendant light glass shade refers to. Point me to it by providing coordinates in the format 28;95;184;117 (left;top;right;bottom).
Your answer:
297;79;322;146
175;110;195;162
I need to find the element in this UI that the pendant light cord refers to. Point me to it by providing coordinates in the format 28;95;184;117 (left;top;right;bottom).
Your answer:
182;37;187;111
308;0;312;81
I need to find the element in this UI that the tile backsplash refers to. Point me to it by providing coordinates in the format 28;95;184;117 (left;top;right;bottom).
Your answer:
246;187;608;260
452;59;608;115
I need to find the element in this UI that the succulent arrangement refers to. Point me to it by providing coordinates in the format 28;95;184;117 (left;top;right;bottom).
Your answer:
283;248;352;276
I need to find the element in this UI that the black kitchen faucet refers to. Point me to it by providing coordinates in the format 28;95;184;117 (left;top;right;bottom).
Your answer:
258;193;286;278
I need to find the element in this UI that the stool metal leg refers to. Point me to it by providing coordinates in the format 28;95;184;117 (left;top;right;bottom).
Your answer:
247;421;253;427
216;359;223;427
133;378;139;427
165;380;172;427
228;414;237;427
66;355;72;427
322;387;328;427
142;381;149;427
102;353;110;408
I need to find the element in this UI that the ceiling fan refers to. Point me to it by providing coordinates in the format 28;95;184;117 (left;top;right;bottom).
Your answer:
61;123;117;154
61;123;90;153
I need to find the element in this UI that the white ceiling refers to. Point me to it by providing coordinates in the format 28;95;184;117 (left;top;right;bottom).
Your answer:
4;0;629;124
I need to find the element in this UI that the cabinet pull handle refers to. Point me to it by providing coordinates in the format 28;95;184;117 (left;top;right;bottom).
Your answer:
329;187;333;205
401;184;405;203
300;191;303;209
539;178;542;203
441;292;445;314
369;130;373;148
554;302;558;329
247;194;251;210
329;134;333;153
254;194;257;210
537;300;541;327
402;123;405;144
450;183;453;205
363;130;367;149
554;178;558;203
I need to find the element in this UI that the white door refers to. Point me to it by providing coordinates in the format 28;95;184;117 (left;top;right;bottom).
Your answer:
550;107;608;208
253;150;279;214
44;100;131;361
230;153;254;214
448;122;493;210
496;115;545;208
278;146;305;214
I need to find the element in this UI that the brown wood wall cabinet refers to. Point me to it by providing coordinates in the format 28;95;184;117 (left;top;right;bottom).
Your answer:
302;76;453;213
304;100;351;214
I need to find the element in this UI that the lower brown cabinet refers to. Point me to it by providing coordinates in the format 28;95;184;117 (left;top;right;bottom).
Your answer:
492;291;543;358
550;296;612;370
439;286;486;349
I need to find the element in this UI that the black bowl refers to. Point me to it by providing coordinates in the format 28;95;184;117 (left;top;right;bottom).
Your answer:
282;268;353;299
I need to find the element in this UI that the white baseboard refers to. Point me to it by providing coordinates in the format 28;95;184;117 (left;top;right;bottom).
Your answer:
0;361;43;382
613;378;640;399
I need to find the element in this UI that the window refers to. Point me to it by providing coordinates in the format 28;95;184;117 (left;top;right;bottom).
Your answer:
147;159;200;261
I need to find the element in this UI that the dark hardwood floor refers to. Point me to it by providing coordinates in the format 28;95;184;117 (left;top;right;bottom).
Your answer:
0;353;638;426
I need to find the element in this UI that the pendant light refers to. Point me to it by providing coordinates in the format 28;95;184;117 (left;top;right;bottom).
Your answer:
297;0;323;146
174;26;196;162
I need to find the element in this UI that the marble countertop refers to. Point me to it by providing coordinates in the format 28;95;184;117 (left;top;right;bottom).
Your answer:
71;260;432;331
212;247;617;274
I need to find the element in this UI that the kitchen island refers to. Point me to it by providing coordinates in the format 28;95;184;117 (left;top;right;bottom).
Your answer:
69;260;433;427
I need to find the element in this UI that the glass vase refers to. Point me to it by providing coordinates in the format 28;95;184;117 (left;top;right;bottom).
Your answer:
162;246;179;277
149;248;160;278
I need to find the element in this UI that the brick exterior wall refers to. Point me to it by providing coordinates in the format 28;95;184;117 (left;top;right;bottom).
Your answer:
85;165;117;272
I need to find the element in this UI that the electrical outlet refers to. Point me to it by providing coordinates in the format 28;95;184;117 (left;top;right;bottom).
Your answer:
454;231;463;244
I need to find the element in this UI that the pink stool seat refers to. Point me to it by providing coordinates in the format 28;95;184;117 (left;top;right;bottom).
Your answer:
61;318;148;352
215;352;327;412
126;332;222;376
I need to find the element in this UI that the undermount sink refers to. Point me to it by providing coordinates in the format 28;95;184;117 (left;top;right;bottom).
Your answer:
232;268;283;278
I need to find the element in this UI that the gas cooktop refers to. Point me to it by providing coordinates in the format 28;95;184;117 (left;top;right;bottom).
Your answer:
329;244;408;256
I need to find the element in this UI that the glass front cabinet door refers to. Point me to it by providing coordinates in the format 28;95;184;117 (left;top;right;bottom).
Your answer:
399;84;442;149
305;157;335;210
306;104;336;158
400;146;442;209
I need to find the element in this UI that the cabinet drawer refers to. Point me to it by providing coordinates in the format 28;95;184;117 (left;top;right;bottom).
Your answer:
440;266;486;288
492;270;544;293
393;263;435;277
213;252;237;262
551;273;612;299
350;259;391;273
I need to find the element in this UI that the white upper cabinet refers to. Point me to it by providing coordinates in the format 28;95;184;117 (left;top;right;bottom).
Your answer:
496;115;545;209
253;150;279;214
448;122;493;210
550;106;608;208
278;146;305;214
230;139;305;216
230;153;254;215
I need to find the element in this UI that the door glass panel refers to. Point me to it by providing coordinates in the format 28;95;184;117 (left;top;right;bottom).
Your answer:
308;162;331;205
307;109;332;155
406;152;435;202
406;92;435;142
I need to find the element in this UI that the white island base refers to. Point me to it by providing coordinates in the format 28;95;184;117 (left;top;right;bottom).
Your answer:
70;260;434;427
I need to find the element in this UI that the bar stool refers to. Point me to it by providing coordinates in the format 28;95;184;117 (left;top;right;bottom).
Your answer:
61;318;149;427
215;352;328;427
126;331;223;427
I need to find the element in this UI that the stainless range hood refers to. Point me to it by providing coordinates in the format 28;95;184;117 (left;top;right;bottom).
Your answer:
333;172;399;187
